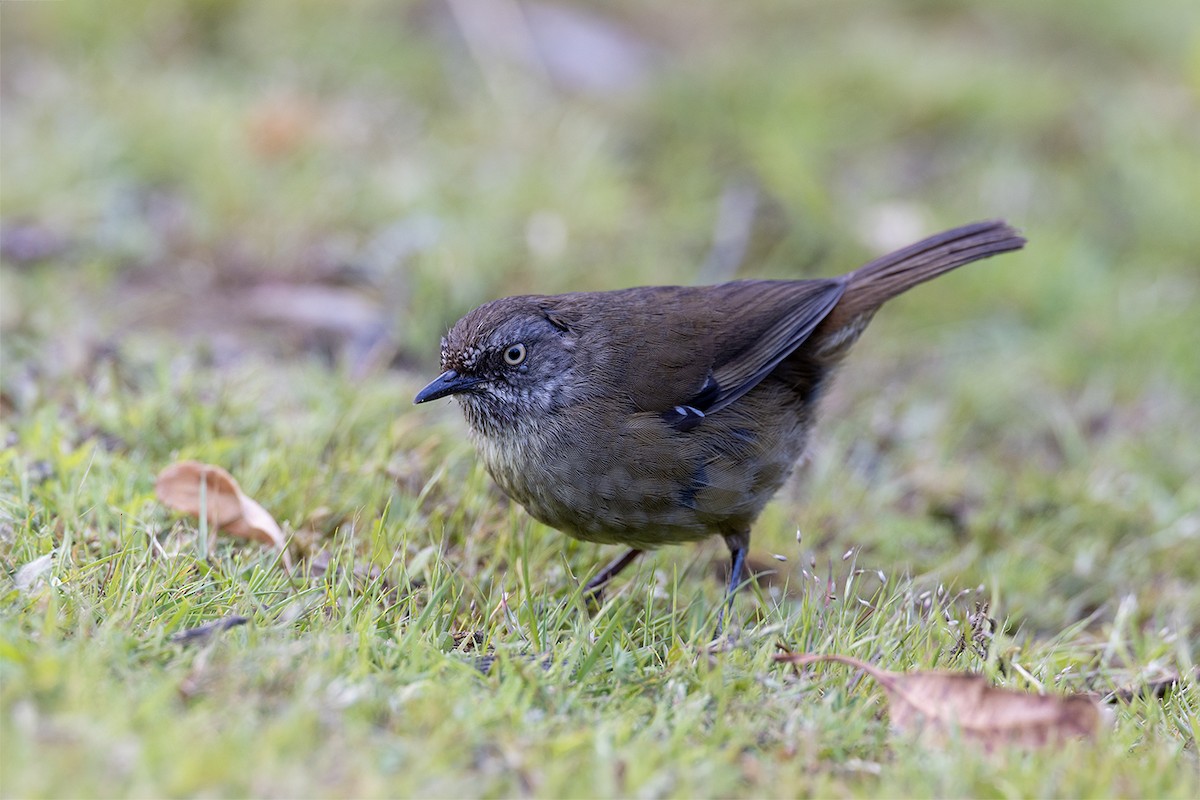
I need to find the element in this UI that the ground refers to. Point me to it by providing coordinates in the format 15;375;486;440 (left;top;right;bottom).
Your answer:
1;1;1197;796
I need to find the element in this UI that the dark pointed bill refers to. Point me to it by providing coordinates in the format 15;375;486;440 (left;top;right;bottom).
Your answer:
413;370;485;404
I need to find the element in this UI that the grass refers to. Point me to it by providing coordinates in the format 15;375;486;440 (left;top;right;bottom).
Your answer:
2;0;1198;796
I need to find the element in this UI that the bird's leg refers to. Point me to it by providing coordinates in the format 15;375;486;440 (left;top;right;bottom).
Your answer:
713;531;749;638
584;548;643;602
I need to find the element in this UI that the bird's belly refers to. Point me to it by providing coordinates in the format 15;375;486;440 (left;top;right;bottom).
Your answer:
476;430;715;547
470;388;810;548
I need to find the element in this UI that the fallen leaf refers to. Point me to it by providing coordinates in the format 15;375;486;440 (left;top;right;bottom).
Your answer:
775;652;1104;751
155;461;289;565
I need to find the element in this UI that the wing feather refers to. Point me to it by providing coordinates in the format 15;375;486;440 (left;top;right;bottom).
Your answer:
541;279;845;421
703;280;844;414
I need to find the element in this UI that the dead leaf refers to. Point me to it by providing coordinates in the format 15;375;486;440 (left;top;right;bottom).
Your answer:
775;653;1104;751
155;461;290;566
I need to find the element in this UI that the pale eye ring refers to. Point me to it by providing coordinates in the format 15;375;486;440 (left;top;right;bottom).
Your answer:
503;343;527;366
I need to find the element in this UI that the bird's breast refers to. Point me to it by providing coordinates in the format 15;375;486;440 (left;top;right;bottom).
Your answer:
463;381;814;548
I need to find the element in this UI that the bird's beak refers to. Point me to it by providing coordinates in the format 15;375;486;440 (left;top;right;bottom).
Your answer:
413;370;484;404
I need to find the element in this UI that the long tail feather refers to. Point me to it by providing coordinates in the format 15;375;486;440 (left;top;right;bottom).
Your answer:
825;220;1025;330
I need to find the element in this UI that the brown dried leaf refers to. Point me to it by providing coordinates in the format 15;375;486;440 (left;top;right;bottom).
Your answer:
775;653;1104;751
155;461;287;557
155;461;244;526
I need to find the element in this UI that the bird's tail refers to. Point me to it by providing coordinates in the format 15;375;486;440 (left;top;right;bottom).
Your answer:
823;220;1025;333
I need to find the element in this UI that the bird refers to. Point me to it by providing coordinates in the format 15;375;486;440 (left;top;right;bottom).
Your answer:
414;220;1025;631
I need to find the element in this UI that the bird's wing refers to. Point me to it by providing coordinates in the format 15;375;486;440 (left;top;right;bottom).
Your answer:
540;279;844;422
699;279;845;415
542;278;844;422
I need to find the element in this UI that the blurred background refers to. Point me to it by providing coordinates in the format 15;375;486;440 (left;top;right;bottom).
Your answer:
4;0;1195;371
2;0;1198;628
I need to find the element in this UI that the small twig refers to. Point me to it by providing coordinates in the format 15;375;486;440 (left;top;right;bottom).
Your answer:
1101;667;1197;705
170;615;250;645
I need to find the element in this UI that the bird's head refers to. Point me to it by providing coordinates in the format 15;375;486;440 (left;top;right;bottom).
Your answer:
413;296;581;433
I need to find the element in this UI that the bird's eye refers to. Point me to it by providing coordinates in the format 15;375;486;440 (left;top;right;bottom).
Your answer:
503;343;527;366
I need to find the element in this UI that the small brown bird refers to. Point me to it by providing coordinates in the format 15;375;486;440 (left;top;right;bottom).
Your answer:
415;220;1025;629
